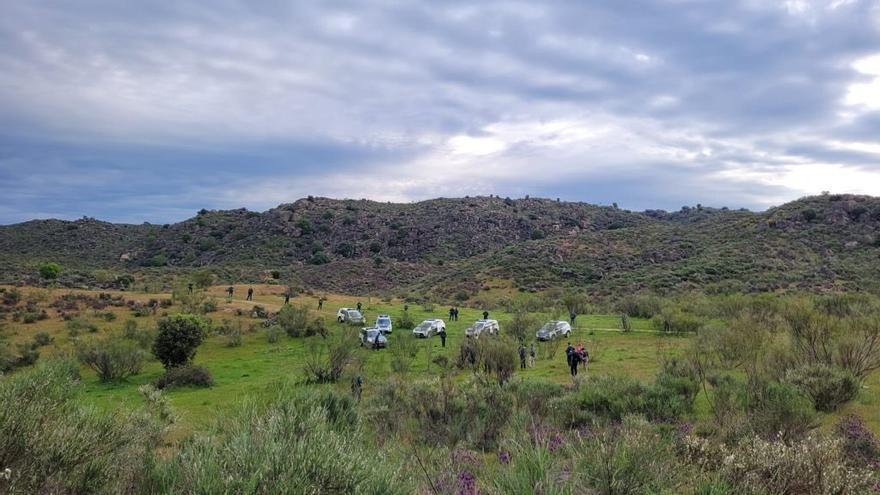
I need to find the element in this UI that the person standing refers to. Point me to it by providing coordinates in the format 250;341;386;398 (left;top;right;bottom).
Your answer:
317;297;323;310
454;307;459;321
439;328;447;348
529;342;536;368
226;286;234;302
482;310;489;320
449;307;455;320
518;343;527;370
283;290;290;305
246;287;254;301
357;301;362;312
187;283;193;294
566;342;575;376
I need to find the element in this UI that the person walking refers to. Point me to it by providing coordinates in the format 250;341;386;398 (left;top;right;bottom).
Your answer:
566;342;576;376
284;290;290;305
246;287;254;301
454;307;459;321
518;343;527;370
439;328;447;348
187;283;193;294
357;301;362;312
529;342;536;368
226;286;234;302
317;297;323;310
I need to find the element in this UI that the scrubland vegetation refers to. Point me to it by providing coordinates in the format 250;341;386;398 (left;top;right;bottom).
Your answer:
1;281;879;494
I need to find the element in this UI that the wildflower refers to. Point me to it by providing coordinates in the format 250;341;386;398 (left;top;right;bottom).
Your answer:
457;469;478;495
498;450;511;465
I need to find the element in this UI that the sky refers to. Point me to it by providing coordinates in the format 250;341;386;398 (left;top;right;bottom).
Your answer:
1;0;880;224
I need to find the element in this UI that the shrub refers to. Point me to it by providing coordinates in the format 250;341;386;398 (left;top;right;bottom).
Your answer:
76;334;146;382
147;388;411;494
2;288;21;306
122;319;154;348
506;310;538;343
38;262;62;280
507;378;566;417
397;310;415;330
219;319;243;347
835;415;880;466
278;304;311;337
744;378;817;441
303;330;357;383
66;317;98;337
459;336;518;385
265;325;282;343
554;375;690;427
309;252;330;265
655;357;700;411
32;331;53;347
615;294;662;318
153;365;214;389
572;417;680;494
152;314;207;369
652;308;703;333
682;433;875;495
0;360;165;494
785;363;860;412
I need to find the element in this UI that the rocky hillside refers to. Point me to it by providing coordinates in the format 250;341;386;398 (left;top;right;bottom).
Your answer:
2;194;879;298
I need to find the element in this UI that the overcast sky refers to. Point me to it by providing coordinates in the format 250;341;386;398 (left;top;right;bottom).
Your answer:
1;0;879;224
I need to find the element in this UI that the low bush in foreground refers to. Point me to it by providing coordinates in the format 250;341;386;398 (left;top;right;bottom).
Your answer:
76;334;146;382
153;364;214;390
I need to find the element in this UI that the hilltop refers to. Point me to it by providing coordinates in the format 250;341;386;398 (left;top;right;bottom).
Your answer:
2;194;879;299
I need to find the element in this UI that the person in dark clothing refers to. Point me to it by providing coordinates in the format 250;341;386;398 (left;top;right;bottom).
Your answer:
284;291;290;305
449;307;455;320
187;283;193;294
565;342;575;374
246;287;253;301
569;311;577;326
357;301;362;312
482;310;489;320
518;343;527;369
570;352;580;376
439;329;447;347
454;307;459;321
226;286;234;302
317;297;323;309
404;304;409;312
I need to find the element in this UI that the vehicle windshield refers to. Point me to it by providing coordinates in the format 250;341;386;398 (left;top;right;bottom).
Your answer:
539;322;555;333
473;321;486;331
348;310;363;318
366;329;379;338
377;317;391;325
415;322;432;331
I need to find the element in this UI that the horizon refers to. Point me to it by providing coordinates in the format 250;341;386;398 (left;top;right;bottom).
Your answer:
2;1;880;224
3;192;857;226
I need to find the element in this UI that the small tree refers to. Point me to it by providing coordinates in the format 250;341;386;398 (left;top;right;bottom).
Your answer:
38;262;62;280
278;305;311;337
507;310;538;343
561;291;589;325
77;334;146;382
152;314;207;369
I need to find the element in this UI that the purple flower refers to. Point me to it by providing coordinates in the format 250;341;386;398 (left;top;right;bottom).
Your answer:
498;450;511;464
549;433;565;452
457;469;479;495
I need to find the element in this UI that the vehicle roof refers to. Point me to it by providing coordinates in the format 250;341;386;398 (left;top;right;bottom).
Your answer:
475;319;498;324
420;318;442;323
377;314;391;318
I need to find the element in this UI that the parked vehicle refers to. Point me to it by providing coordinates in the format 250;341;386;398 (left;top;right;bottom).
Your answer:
337;308;365;324
376;314;393;334
465;319;500;338
360;327;387;348
536;320;572;341
412;319;446;338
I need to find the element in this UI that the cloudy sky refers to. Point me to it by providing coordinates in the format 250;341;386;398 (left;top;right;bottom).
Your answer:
1;0;879;224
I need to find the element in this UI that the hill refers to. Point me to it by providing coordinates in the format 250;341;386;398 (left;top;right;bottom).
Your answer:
2;194;879;299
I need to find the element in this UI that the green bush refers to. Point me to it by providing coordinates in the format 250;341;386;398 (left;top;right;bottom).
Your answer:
303;330;357;383
152;314;207;369
616;294;662;318
652;308;703;333
153;364;214;389
265;325;282;343
32;331;53;347
397;310;415;330
0;360;165;494
122;319;154;348
744;378;817;441
38;262;62;280
554;375;690;427
278;304;311;337
507;378;566;417
66;317;98;336
146;388;411;494
76;334;146;382
572;417;680;495
785;363;860;412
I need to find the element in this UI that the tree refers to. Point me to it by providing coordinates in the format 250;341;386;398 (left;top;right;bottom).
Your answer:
152;314;207;369
561;291;590;324
38;262;61;280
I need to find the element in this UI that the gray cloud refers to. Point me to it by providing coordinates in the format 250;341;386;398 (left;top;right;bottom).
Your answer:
0;0;879;223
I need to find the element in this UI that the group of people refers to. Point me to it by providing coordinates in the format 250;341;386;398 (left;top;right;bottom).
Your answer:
518;342;537;369
225;286;255;302
565;342;589;376
447;307;460;321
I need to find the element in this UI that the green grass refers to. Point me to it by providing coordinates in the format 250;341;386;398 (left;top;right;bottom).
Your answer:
4;284;878;440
